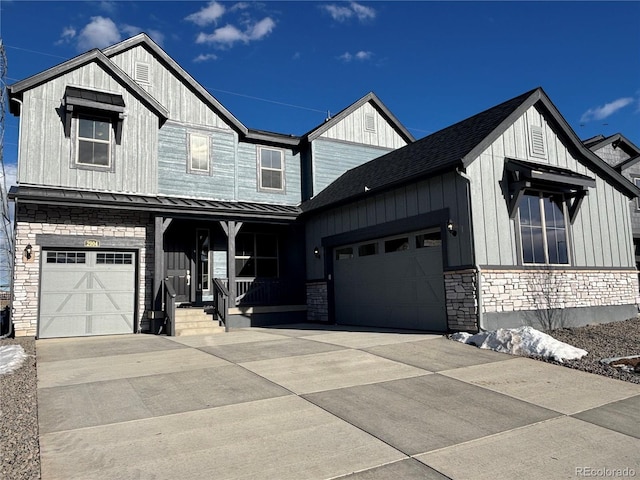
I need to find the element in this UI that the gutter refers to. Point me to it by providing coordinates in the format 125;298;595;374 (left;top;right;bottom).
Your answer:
456;167;485;332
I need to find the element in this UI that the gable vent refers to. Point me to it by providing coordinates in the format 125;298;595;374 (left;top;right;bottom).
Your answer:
364;113;376;132
134;62;150;85
529;125;546;158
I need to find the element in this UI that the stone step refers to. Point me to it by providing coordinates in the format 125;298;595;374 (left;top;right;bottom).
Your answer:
174;320;221;329
175;308;213;319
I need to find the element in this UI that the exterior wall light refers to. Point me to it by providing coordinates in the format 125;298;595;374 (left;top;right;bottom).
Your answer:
24;244;33;260
447;220;457;237
313;246;321;258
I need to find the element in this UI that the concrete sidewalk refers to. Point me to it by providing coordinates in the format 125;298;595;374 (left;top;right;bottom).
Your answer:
36;325;640;480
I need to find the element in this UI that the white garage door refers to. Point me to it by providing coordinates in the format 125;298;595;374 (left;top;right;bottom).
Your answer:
333;229;447;331
39;250;136;338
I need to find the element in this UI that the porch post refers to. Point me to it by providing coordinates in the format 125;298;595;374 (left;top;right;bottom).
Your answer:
220;220;243;306
153;216;173;310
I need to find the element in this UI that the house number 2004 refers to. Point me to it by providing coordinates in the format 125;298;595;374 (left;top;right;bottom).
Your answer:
84;240;100;247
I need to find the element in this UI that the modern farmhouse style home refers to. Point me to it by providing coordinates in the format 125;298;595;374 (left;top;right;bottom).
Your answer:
7;34;639;338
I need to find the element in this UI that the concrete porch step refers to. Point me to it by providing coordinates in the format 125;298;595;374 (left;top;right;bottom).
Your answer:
174;308;224;336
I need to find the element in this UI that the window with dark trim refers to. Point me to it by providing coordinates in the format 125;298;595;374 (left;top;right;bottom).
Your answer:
235;232;278;277
335;247;353;260
518;193;569;265
358;243;378;257
384;237;409;253
258;147;284;192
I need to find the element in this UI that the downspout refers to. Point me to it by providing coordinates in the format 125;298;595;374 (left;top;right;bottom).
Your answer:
456;167;485;332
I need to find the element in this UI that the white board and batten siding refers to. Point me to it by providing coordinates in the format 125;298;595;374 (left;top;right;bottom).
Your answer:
466;104;635;269
305;172;472;280
18;62;159;195
320;102;408;149
109;46;232;129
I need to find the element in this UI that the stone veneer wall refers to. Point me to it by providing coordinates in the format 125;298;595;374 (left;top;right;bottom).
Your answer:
306;281;328;322
444;270;478;332
480;269;640;314
12;204;153;337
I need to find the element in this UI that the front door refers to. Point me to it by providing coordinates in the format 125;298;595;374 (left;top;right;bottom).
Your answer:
165;230;191;304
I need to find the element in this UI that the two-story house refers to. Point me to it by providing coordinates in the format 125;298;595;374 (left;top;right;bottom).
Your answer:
8;34;412;338
8;34;640;339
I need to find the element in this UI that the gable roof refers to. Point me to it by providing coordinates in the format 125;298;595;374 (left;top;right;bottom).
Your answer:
102;33;250;137
302;91;415;144
584;133;640;171
7;49;168;120
302;87;640;214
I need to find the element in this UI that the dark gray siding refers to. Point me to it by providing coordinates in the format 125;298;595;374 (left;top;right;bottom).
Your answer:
158;122;236;199
305;171;473;280
311;138;393;196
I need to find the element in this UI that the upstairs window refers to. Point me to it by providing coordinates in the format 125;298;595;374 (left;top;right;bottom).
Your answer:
518;193;569;265
188;133;210;174
258;147;284;192
77;115;111;167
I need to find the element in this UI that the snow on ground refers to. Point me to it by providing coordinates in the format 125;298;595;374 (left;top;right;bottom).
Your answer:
0;345;28;375
451;325;588;363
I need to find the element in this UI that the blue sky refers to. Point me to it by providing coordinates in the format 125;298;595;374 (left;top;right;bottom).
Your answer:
1;0;640;179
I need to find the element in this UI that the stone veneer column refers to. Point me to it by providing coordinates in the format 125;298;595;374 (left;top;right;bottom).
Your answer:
306;281;328;322
12;204;153;337
444;269;479;332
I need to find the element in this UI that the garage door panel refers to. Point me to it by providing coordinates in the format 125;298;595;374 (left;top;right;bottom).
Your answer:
39;250;135;339
333;230;447;332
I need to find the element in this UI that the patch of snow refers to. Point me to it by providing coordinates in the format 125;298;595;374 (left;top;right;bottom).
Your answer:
0;345;28;375
451;326;588;363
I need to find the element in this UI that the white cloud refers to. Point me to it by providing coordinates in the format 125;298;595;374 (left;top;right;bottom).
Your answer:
147;30;166;47
247;17;275;40
350;2;376;21
322;2;376;22
580;97;634;122
56;26;77;45
338;50;373;62
98;1;117;14
185;1;226;27
77;16;121;51
322;4;353;22
196;17;275;47
193;53;218;63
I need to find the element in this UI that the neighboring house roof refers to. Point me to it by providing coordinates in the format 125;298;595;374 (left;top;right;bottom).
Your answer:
102;33;250;137
7;49;169;120
8;186;300;222
302;91;415;144
584;133;640;171
302;87;640;214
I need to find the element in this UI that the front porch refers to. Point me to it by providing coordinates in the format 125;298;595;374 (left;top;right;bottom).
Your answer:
152;212;306;335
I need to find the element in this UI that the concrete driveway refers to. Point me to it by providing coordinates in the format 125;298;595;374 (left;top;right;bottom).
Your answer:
36;324;640;480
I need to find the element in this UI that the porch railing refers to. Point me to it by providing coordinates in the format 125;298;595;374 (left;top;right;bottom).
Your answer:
213;278;229;330
216;278;299;307
163;279;177;337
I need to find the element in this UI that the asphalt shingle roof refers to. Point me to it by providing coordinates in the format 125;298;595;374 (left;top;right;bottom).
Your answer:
301;88;539;213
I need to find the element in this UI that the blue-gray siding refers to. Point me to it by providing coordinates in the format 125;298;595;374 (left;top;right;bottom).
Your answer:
158;122;236;200
311;138;393;197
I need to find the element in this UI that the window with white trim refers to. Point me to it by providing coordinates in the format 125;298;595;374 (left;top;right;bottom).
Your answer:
188;133;210;174
258;147;284;191
77;115;111;167
518;193;569;265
